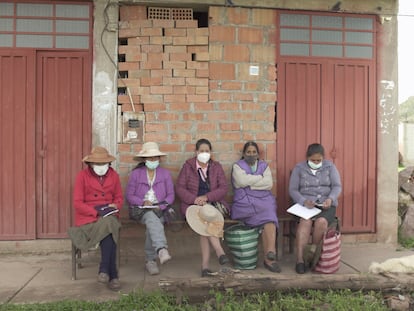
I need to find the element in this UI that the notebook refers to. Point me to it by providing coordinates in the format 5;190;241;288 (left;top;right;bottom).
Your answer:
94;204;119;217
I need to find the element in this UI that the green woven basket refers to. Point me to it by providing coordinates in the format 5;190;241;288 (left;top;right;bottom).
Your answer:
224;224;260;270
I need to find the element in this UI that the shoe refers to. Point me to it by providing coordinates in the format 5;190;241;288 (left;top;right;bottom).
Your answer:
218;254;229;265
146;260;160;275
158;248;172;265
266;251;276;261
264;261;281;273
108;278;121;291
201;268;213;277
295;262;306;274
97;272;109;283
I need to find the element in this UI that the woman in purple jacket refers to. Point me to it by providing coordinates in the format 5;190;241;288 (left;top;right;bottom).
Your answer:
126;142;175;275
176;138;230;277
231;141;281;273
289;143;342;274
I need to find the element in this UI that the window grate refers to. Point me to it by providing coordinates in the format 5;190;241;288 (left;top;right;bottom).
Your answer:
148;7;193;20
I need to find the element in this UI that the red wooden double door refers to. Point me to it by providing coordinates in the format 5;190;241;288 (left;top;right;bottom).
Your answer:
0;50;91;239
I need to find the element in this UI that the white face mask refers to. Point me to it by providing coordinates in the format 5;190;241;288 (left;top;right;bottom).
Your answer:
197;152;211;164
93;164;109;176
308;160;322;170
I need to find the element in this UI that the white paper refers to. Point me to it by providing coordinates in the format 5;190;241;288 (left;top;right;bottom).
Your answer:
139;205;159;209
287;203;321;220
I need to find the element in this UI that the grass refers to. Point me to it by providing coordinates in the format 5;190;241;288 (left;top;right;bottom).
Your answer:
0;289;391;311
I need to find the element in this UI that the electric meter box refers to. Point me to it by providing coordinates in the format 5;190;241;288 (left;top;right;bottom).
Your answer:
121;111;144;143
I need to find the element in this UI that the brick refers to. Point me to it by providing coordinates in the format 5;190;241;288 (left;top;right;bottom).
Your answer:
186;94;208;103
186;61;207;70
194;52;209;61
125;52;145;62
140;94;163;104
118;78;140;88
219;122;240;131
187;46;208;53
169;53;191;61
243;121;264;132
258;92;277;102
206;111;228;120
142;103;166;112
245;82;260;91
195;36;208;45
164;94;186;103
267;65;277;81
129;70;152;79
209;26;236;43
141;45;163;53
140;27;163;36
118;28;140;38
163;61;186;69
268;28;277;45
159;143;182;152
193;102;214;110
121;103;144;112
128;36;150;45
150;85;173;94
140;77;162;86
148;53;169;62
186;77;208;86
119;154;136;164
118;62;139;71
165;28;187;37
196;86;208;94
128;86;149;96
158;112;179;121
169;102;191;111
234;92;254;101
145;132;171;142
152;19;175;28
150;36;173;45
145;123;168;132
183;113;204;121
170;122;192;132
151;69;172;78
208;6;224;25
119;5;147;21
121;19;153;29
140;59;162;70
209;91;232;101
164;46;187;53
209;63;235;80
173;69;195;78
209;45;223;61
217;102;238;110
224;45;249;62
175;20;198;28
238;27;264;44
163;77;185;86
196;69;209;78
221;81;243;90
221;132;242;141
251;45;276;63
197;123;216;132
173;86;196;94
227;7;249;25
173;36;195;45
252;8;277;26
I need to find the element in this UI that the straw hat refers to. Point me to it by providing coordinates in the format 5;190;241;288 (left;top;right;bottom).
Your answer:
186;204;224;238
82;146;115;163
135;142;167;159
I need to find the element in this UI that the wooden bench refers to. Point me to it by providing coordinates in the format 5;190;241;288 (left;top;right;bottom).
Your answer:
121;215;296;261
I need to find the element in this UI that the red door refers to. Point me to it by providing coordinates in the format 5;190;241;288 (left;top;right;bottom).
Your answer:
36;52;91;238
0;50;36;239
277;59;376;233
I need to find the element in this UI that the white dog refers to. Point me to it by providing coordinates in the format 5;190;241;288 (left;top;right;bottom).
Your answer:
369;255;414;274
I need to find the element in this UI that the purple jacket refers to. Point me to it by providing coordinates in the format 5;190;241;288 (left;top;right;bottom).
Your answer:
231;159;278;227
125;166;175;210
176;157;229;216
288;159;342;207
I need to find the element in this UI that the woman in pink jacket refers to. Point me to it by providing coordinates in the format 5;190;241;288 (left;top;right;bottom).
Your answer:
176;138;230;277
69;146;123;291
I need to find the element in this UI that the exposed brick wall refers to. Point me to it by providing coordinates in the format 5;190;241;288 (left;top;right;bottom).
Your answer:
117;5;277;204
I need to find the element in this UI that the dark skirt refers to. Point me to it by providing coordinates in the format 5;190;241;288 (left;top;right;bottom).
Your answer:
313;206;337;225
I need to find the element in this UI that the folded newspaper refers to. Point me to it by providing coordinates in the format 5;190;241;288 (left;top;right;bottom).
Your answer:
94;204;119;217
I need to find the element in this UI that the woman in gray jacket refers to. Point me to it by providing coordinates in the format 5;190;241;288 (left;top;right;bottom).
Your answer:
289;143;342;274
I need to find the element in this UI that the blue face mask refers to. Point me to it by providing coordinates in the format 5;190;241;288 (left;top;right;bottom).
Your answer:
145;160;159;170
308;160;322;170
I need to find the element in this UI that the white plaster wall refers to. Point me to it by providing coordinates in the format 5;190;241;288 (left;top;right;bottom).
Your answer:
92;0;119;167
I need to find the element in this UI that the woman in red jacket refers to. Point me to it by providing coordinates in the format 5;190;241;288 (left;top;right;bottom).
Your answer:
69;146;123;291
176;138;230;277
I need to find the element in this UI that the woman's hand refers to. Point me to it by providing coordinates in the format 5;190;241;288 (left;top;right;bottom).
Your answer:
194;195;208;206
304;200;315;208
322;198;332;209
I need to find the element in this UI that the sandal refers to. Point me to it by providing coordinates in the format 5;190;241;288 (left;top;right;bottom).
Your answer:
264;261;281;273
201;269;213;277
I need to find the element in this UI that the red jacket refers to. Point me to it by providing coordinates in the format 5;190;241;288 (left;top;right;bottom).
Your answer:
73;167;123;226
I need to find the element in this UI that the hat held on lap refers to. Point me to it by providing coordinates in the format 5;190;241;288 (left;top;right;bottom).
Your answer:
82;146;115;163
135;142;167;158
186;204;224;238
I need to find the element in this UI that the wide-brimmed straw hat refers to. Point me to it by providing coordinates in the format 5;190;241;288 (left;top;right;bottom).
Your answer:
135;142;167;158
186;204;224;238
82;146;115;163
